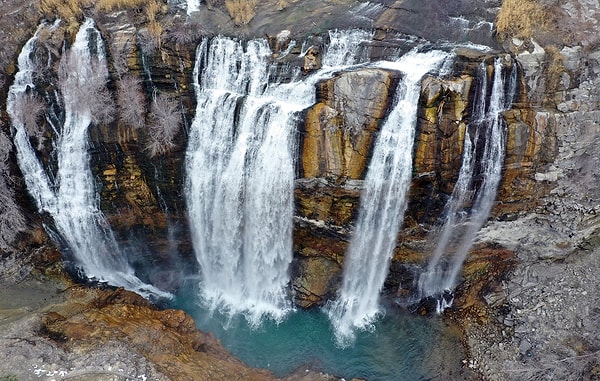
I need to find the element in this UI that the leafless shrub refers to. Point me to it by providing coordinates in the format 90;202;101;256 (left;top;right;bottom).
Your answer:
116;75;146;129
138;23;163;56
146;92;181;157
0;129;27;252
166;21;205;46
11;92;47;150
57;49;115;125
0;128;12;165
109;42;132;78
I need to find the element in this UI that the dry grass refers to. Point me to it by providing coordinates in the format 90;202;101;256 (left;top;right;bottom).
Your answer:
39;0;89;21
39;0;166;54
543;44;566;91
225;0;259;25
39;0;164;25
95;0;152;12
495;0;550;41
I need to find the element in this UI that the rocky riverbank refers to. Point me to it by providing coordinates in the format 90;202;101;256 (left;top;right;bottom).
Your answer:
0;262;344;381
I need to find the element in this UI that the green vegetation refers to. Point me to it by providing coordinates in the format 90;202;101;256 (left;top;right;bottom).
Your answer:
0;375;19;381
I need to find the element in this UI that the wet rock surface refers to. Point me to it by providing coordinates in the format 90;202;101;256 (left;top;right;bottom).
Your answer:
0;272;344;381
455;1;600;378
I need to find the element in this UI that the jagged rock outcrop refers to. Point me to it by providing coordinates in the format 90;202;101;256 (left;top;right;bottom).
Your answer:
292;51;556;306
302;68;399;180
0;0;550;313
41;287;275;381
449;1;600;380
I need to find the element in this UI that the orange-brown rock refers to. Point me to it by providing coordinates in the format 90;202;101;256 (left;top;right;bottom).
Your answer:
414;74;472;193
453;246;516;312
291;216;349;307
497;106;556;214
302;68;399;181
295;178;361;226
41;287;276;381
292;256;341;308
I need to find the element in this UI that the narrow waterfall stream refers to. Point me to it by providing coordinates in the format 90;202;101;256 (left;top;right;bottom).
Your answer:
8;19;168;299
325;50;451;345
417;58;517;310
186;0;200;15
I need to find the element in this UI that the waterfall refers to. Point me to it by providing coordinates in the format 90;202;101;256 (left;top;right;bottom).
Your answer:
185;31;373;325
326;50;450;346
185;37;297;325
322;29;373;67
187;0;200;15
8;19;169;299
418;58;517;306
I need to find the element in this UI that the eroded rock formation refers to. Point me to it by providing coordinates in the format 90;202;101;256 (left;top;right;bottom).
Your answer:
1;0;599;379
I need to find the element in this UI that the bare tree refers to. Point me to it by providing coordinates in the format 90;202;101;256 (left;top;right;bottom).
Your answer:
109;42;131;78
11;92;47;150
116;74;146;130
166;20;205;46
57;50;115;125
137;22;163;57
146;92;181;157
0;128;12;167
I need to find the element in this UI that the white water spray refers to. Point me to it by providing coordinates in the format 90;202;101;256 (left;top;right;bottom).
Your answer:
186;0;200;15
185;32;374;325
326;50;450;346
186;37;297;325
8;19;169;299
322;29;373;68
418;58;516;306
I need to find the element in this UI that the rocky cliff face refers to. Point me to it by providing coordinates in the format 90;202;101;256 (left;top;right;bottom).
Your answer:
1;0;599;379
454;1;600;379
0;1;554;306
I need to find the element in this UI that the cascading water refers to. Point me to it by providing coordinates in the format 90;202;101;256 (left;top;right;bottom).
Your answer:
185;37;298;325
8;19;169;299
417;57;517;309
326;50;450;346
185;30;374;325
322;29;373;67
186;0;200;15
